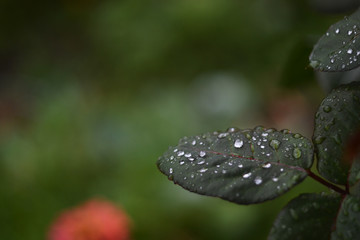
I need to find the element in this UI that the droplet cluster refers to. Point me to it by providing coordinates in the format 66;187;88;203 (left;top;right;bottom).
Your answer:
310;13;360;72
314;82;360;185
157;125;313;204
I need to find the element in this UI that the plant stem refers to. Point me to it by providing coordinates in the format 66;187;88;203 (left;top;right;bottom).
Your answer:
306;170;348;195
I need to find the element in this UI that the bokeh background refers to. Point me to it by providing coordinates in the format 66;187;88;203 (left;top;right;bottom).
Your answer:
0;0;358;239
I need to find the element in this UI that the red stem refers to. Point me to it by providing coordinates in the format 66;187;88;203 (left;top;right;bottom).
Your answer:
306;170;348;195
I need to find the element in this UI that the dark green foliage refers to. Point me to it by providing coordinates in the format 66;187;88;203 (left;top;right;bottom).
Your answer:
313;82;360;184
349;155;360;188
310;7;360;72
332;195;360;240
157;127;313;204
268;193;342;240
157;5;360;240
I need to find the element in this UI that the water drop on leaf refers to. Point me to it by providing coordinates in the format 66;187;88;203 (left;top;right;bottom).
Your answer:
270;139;281;150
323;105;332;113
292;148;302;159
290;208;298;220
199;151;206;157
254;176;262;185
243;172;252;179
234;139;244;148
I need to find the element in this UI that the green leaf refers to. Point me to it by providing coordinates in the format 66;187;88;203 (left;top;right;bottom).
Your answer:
268;193;342;240
313;82;360;184
332;195;360;240
349;155;360;188
309;8;360;72
157;126;314;204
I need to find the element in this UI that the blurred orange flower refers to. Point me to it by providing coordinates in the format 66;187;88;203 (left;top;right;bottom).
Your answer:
48;199;131;240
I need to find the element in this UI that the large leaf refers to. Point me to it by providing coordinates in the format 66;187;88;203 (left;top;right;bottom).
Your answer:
332;195;360;240
309;8;360;72
157;126;314;204
313;82;360;184
268;193;342;240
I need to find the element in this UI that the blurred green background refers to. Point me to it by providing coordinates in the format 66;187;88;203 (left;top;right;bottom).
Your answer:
0;0;356;239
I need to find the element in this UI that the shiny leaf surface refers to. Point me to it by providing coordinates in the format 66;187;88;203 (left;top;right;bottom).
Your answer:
310;8;360;72
269;193;342;240
157;126;313;204
313;82;360;184
332;195;360;240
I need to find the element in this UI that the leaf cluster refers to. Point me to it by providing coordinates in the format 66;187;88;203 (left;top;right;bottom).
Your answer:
158;8;360;240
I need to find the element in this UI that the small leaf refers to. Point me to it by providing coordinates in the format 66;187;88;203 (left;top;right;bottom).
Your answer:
157;126;313;204
313;82;360;184
268;193;342;240
332;195;360;240
309;8;360;72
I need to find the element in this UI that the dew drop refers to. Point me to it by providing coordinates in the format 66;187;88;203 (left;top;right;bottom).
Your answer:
290;209;298;220
198;160;205;165
234;139;244;148
333;133;342;145
243;172;252;178
270;139;281;150
347;49;353;54
169;168;173;174
191;140;197;146
238;164;243;168
198;168;208;173
272;177;279;182
227;127;238;133
281;129;291;134
218;132;229;138
199;151;206;157
335;28;340;34
292;148;302;159
177;151;185;157
348;30;353;35
254;176;262;185
180;161;185;165
262;163;272;168
330;58;335;63
310;60;320;68
266;128;275;133
293;133;301;139
323;105;332;113
185;153;192;158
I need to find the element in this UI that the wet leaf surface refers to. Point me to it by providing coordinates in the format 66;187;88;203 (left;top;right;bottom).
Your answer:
157;126;313;204
313;82;360;185
332;195;360;240
269;193;342;240
310;8;360;72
